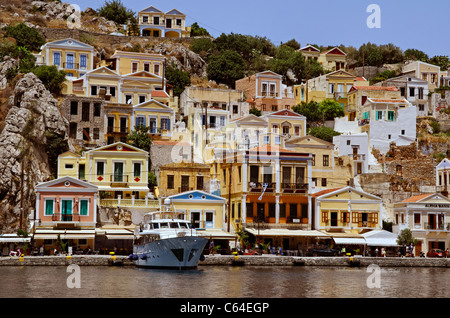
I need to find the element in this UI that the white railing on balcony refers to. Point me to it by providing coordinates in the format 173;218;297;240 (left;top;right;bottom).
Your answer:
100;196;159;209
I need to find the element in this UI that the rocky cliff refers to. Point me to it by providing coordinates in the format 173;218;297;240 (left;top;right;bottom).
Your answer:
0;72;68;233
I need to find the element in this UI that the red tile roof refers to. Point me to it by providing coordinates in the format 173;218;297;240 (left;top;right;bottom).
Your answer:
151;90;169;98
402;194;433;202
311;188;343;198
352;86;398;91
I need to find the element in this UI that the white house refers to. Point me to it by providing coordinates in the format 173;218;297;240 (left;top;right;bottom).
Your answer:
359;98;416;154
333;132;369;176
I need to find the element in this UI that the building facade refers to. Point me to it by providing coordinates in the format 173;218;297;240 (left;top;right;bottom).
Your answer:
33;176;98;254
393;192;450;256
137;6;190;38
235;71;296;114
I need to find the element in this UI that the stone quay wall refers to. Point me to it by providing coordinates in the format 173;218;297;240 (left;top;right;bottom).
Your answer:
0;255;449;267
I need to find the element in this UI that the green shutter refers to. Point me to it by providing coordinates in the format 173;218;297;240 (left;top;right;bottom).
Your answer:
80;200;88;216
45;200;53;215
62;200;72;215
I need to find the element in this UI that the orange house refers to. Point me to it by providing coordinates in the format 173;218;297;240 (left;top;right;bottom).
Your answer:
33;176;98;254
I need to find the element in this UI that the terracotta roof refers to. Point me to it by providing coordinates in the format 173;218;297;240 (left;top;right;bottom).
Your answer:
352;86;398;91
311;188;343;198
151;90;169;98
402;194;433;202
369;98;407;103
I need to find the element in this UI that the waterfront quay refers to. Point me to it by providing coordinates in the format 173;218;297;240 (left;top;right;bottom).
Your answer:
0;254;449;267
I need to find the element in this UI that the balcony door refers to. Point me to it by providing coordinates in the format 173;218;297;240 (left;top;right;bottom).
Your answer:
282;167;291;187
114;162;124;182
250;166;259;184
66;53;74;69
61;199;73;221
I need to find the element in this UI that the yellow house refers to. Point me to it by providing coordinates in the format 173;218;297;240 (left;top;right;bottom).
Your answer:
39;38;95;79
312;186;383;236
57;142;150;202
108;50;165;77
132;99;175;140
285;135;354;191
299;45;347;72
295;70;356;107
261;109;307;140
137;6;190;38
158;162;211;197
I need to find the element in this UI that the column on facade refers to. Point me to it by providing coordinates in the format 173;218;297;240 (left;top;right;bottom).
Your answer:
275;159;280;224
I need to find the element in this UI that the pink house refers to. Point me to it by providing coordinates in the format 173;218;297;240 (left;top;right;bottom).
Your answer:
33;176;98;254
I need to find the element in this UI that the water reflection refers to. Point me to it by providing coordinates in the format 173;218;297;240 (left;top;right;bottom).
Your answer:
0;266;448;298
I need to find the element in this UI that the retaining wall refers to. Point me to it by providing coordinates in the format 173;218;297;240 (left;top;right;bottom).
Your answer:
1;255;449;267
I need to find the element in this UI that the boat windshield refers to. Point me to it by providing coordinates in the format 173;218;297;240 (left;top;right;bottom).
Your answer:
179;222;191;229
160;222;169;228
170;222;178;229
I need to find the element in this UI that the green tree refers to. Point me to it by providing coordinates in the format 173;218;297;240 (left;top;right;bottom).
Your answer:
165;63;191;97
404;48;429;62
32;65;67;95
307;126;341;143
148;171;157;188
268;45;305;85
396;228;417;247
2;23;45;52
292;101;322;126
98;0;135;25
206;49;246;88
190;22;210;37
249;107;261;117
190;37;214;58
126;16;139;36
370;70;399;85
45;130;69;178
126;125;152;152
318;99;345;120
429;55;450;71
283;39;300;50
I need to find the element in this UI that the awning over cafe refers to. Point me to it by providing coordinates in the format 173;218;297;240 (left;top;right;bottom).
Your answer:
0;234;31;243
361;230;399;247
245;228;331;238
196;229;237;240
332;237;366;245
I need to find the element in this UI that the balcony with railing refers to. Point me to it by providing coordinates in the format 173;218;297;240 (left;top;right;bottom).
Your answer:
110;174;129;187
423;222;450;231
261;91;279;98
63;62;80;70
280;183;308;194
51;213;80;222
100;196;159;209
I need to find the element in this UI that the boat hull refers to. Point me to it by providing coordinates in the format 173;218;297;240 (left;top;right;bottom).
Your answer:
133;236;207;269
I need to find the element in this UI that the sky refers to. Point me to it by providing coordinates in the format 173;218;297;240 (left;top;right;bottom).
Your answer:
72;0;450;57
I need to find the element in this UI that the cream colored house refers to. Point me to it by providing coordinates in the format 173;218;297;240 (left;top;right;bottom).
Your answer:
393;192;450;256
402;60;447;91
137;6;190;38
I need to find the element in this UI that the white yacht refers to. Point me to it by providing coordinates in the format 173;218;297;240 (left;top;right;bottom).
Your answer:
131;201;207;269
